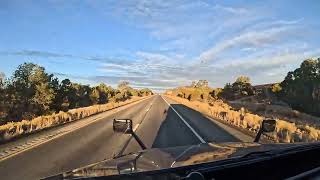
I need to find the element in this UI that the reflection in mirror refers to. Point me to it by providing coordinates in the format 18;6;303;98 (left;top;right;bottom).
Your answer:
112;119;147;151
254;119;276;143
262;119;276;133
113;119;133;134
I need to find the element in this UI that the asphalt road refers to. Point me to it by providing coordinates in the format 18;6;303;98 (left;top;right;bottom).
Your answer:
0;95;253;180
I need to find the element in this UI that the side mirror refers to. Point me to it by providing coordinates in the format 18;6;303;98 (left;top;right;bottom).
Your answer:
254;119;276;143
113;119;147;152
113;119;133;134
261;119;276;133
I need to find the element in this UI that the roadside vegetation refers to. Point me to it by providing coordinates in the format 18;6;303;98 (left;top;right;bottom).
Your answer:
0;62;153;142
275;59;320;116
0;97;143;142
166;58;320;143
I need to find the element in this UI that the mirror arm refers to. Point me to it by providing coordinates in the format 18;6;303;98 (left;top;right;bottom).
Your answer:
254;128;263;143
131;132;147;150
254;119;276;143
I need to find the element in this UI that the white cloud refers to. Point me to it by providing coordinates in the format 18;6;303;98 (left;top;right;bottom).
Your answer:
191;49;320;86
81;2;320;90
241;47;257;52
99;0;254;55
198;25;297;63
14;1;317;91
136;51;172;62
213;4;248;15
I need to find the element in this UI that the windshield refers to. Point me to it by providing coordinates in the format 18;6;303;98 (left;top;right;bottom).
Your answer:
0;1;319;180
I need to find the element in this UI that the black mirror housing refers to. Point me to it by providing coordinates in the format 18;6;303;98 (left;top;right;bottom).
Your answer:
113;119;133;134
261;119;276;133
112;119;147;153
254;119;276;143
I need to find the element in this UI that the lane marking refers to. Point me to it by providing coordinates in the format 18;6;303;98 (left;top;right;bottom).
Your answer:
133;123;140;132
161;96;206;143
171;145;196;167
145;103;153;112
115;98;155;156
0;96;154;162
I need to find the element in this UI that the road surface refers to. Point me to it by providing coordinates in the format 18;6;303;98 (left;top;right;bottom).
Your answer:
0;95;253;180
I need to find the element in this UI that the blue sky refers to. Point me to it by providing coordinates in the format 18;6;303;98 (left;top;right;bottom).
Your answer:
0;0;319;91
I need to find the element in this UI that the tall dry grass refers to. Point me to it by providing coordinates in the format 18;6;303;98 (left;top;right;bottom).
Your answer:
165;95;320;143
229;101;320;129
0;96;145;142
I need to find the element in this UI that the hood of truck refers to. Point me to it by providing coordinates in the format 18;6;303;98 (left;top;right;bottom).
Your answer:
57;142;306;179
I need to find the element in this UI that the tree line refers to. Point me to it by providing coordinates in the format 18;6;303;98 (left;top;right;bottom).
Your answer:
171;57;320;117
218;58;320;117
275;58;320;116
0;63;153;124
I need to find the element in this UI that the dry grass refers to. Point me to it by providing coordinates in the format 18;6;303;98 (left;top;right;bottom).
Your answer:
229;101;320;129
165;95;320;143
0;96;146;142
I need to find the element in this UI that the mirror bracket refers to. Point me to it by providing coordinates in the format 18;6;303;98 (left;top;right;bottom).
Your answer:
254;119;276;143
113;119;147;150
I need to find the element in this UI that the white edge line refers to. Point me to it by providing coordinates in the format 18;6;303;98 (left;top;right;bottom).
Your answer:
161;96;206;143
133;123;140;132
170;145;195;167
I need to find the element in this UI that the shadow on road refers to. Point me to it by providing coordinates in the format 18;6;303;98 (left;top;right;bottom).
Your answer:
152;103;240;149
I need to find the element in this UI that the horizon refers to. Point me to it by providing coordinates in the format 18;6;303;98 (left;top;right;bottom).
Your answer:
1;0;320;92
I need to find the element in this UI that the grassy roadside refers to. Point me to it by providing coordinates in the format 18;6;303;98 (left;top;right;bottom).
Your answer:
165;95;320;143
0;96;150;143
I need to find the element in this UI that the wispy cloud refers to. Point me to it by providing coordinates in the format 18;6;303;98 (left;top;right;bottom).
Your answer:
2;1;319;91
47;46;319;91
198;24;298;63
0;49;129;64
136;51;173;63
213;4;248;15
0;50;74;58
101;0;253;55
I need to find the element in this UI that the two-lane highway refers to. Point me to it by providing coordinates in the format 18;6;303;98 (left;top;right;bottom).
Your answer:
0;95;253;180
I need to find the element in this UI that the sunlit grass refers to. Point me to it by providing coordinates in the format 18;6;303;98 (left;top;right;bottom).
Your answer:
166;95;320;143
0;96;144;142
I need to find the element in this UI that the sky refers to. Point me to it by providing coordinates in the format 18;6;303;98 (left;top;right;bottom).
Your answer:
0;0;319;91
